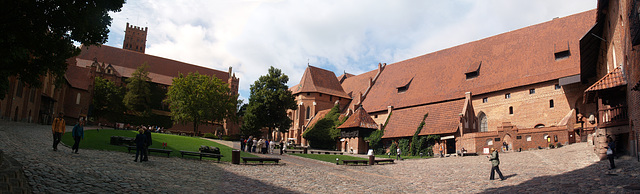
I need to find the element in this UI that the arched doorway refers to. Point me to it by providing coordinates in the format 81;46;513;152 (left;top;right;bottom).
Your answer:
502;134;513;151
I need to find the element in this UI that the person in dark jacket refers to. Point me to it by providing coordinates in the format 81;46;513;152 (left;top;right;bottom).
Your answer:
134;129;147;162
488;148;505;180
606;136;616;169
71;120;85;154
240;136;246;152
143;128;152;161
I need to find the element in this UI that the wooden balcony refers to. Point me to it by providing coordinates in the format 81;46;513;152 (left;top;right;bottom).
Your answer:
598;106;628;128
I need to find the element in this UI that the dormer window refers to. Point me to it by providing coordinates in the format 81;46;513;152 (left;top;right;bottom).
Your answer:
397;77;413;94
554;42;570;61
465;61;481;80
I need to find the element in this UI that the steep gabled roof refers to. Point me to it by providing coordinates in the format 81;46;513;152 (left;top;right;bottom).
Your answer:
338;106;378;129
383;99;464;138
340;70;378;110
337;72;355;83
65;65;91;90
75;45;230;84
290;66;351;99
305;109;331;129
362;10;596;112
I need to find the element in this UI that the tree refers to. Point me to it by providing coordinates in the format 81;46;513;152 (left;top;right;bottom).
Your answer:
164;72;237;135
123;63;152;116
91;77;125;122
0;1;125;99
242;66;297;138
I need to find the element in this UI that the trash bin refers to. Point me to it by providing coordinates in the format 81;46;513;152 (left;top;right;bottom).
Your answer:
232;150;240;164
303;147;308;154
368;155;375;165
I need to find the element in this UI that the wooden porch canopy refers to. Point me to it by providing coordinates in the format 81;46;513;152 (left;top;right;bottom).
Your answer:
338;106;378;138
583;66;627;103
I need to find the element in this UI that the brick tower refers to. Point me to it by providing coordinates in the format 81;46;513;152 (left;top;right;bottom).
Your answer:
122;22;148;53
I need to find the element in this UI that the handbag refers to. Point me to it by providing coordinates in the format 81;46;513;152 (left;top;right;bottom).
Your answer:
606;148;613;155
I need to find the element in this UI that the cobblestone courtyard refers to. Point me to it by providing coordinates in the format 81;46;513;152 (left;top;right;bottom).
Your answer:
1;121;639;193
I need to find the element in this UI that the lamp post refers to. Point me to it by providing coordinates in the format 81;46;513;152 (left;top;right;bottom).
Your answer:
336;158;339;165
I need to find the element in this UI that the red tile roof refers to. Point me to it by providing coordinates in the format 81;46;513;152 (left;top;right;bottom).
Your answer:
75;45;229;85
584;66;627;92
362;10;596;112
337;72;355;83
306;109;331;129
383;99;464;138
340;70;378;110
338;106;378;129
290;66;351;99
65;65;91;90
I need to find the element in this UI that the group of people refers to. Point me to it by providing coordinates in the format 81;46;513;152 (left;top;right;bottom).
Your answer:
51;112;85;154
134;126;153;162
240;136;285;155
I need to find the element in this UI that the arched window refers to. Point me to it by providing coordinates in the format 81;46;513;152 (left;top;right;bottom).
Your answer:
305;106;310;119
478;112;488;132
486;138;493;145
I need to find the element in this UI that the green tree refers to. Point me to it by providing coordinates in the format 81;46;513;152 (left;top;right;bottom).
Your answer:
0;1;125;99
242;67;297;138
91;77;125;122
366;112;391;154
164;72;237;135
302;104;344;149
123;63;152;116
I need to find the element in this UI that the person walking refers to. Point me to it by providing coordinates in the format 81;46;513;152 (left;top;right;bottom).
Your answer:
51;112;66;151
143;128;152;161
396;147;402;160
606;136;616;169
240;136;246;152
279;141;284;155
252;138;258;153
71;119;85;154
439;144;444;157
247;136;253;153
134;129;147;162
488;148;505;180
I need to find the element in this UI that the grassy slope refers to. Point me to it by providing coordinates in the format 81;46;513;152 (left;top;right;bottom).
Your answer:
61;129;255;162
289;153;366;164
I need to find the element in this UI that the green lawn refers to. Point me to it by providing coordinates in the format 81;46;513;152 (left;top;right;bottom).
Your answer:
374;154;432;160
289;153;367;164
61;129;255;162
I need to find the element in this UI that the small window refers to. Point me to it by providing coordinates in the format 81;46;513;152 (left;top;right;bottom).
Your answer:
529;89;535;94
374;115;378;118
330;96;332;101
397;86;408;93
555;84;561;90
319;93;322;97
554;50;571;60
509;106;513;114
16;81;24;98
465;71;479;79
505;93;511;99
535;124;545;128
549;100;554;108
305;106;310;119
487;139;493;145
76;93;81;105
494;138;500;141
526;136;532;141
306;92;310;96
482;97;488;103
516;136;522;139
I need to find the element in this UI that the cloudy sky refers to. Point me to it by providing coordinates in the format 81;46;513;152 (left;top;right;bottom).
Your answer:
103;0;596;102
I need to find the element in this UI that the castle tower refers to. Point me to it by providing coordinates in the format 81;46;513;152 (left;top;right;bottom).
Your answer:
123;23;148;53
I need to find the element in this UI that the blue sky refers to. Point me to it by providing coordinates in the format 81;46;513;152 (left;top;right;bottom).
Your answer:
103;0;597;102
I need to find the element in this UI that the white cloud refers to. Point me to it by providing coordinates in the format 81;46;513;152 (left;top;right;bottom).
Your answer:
104;0;597;102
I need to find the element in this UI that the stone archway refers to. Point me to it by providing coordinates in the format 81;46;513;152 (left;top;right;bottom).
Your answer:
503;134;513;151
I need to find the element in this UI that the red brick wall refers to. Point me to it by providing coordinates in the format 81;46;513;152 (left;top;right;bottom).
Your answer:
458;124;569;154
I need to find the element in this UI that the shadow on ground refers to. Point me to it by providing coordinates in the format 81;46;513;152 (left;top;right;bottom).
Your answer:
481;157;640;193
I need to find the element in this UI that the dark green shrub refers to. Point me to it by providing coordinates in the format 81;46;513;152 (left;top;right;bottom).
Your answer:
556;142;562;148
203;133;218;139
303;104;343;149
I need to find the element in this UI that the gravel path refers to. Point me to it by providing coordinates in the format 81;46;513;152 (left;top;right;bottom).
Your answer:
1;121;639;193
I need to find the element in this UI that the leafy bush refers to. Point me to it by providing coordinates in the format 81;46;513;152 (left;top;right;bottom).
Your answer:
203;133;218;139
399;139;410;156
222;135;234;141
389;143;397;155
410;113;428;155
366;112;391;155
548;143;555;149
303;104;343;149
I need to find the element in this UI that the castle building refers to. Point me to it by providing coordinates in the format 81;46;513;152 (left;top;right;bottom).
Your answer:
1;23;240;136
284;10;621;155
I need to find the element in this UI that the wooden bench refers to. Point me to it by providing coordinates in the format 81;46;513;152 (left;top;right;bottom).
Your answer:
341;160;369;165
125;146;173;157
241;157;281;164
374;159;394;164
179;150;222;162
284;150;304;154
309;151;343;155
